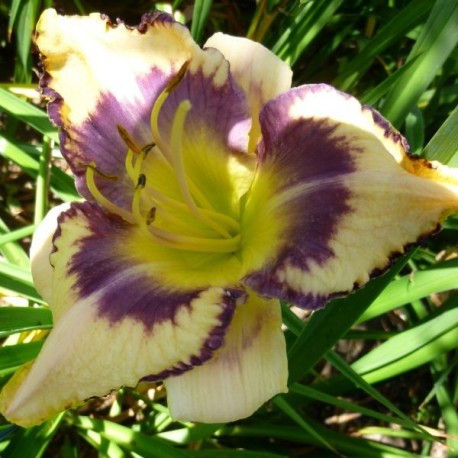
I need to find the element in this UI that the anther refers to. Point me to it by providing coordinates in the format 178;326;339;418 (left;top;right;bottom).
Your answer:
146;207;156;225
142;143;156;155
166;61;190;93
137;174;146;189
117;125;142;155
80;162;117;180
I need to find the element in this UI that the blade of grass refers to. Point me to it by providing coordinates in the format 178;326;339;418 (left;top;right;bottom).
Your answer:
334;0;432;91
0;218;30;268
274;396;339;455
34;136;52;224
361;57;420;106
0;307;52;338
157;424;222;445
272;0;344;65
1;413;64;458
287;255;409;384
290;383;428;432
0;88;59;143
0;134;78;201
352;297;458;382
423;104;458;163
324;351;436;442
190;451;288;458
431;357;458;457
77;428;127;458
0;225;36;247
381;0;458;126
0;261;43;303
0;341;44;376
357;260;458;323
73;416;190;458
217;423;420;457
190;0;213;43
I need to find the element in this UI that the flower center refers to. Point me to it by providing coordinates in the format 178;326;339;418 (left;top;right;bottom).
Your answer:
84;65;241;254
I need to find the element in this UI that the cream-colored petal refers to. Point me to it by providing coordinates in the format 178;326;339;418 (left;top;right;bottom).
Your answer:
164;294;287;423
205;33;292;152
30;203;71;303
244;84;458;309
0;202;241;427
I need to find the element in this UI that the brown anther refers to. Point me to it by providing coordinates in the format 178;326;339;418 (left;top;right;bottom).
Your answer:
117;125;142;154
166;60;190;93
146;207;156;225
142;143;156;155
137;174;146;188
80;162;118;180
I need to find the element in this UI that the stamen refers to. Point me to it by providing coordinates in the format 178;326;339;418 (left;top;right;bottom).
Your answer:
149;226;241;253
125;149;136;181
132;174;146;223
170;100;235;239
143;184;240;233
85;162;134;223
118;126;155;184
150;61;190;164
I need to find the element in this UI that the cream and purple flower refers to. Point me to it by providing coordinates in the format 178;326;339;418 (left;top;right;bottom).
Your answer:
1;9;458;427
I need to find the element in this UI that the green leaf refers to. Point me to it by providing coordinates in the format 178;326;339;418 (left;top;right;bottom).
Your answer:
190;0;213;43
0;341;44;376
353;298;458;383
272;0;344;65
381;0;458;126
1;413;64;458
0;261;43;303
217;423;418;457
0;89;59;143
423;104;458;163
287;255;409;384
334;0;433;91
358;260;458;323
0;307;52;338
324;351;435;441
73;416;190;457
274;396;338;454
0;218;30;268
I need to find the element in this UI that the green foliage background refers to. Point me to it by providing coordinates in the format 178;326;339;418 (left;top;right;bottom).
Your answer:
0;0;457;456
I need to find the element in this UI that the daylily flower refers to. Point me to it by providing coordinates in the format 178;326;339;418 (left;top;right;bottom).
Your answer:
1;9;458;428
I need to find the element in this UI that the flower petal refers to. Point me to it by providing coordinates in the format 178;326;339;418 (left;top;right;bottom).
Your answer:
35;9;199;207
205;33;292;152
0;202;243;427
30;203;70;303
164;293;287;423
244;84;458;308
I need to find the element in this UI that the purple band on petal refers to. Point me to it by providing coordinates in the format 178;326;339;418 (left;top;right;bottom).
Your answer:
143;288;243;381
244;87;361;308
54;201;245;380
56;70;169;209
159;50;251;154
60;202;192;327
